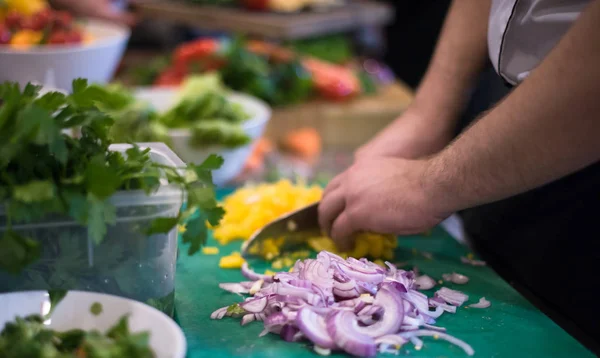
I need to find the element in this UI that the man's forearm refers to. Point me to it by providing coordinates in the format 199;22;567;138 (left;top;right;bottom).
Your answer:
426;0;600;212
409;0;491;127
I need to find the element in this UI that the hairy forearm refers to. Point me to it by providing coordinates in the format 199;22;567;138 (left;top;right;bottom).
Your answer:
427;0;600;211
410;0;491;127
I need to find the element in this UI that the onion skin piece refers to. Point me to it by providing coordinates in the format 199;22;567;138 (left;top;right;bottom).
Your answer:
326;311;377;357
296;308;336;349
468;297;491;308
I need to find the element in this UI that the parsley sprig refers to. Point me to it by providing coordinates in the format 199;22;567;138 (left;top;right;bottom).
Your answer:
0;79;224;274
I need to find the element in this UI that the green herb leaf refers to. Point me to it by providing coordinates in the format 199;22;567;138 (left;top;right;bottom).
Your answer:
226;303;245;315
146;217;180;235
85;156;122;200
12;180;54;203
0;231;41;274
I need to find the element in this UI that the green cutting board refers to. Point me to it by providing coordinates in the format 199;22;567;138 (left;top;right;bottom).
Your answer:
174;189;592;357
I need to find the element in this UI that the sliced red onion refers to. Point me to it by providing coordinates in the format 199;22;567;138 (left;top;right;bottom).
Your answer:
429;298;457;313
460;256;487;266
211;306;229;320
357;281;379;295
468;297;491;308
241;314;255;326
280;324;299;342
313;346;332;356
275;282;321;306
414;275;436;290
289;279;313;289
326;311;377;357
399;330;474;356
264;312;288;327
296;308;336;349
375;334;407;346
435;287;469;307
384;261;397;277
356;287;404;338
242;262;274;283
442;272;470;285
410;336;424;350
213;252;477;356
240;296;268;313
422;323;446;332
338;263;385;284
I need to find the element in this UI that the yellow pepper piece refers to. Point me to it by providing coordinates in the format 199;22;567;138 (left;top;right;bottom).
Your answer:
271;259;284;270
202;246;219;255
264;269;276;276
178;225;187;233
219;254;245;269
374;259;386;268
5;0;47;15
10;30;43;49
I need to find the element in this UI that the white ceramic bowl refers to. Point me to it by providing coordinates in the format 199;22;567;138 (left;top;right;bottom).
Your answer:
135;87;272;186
0;290;186;358
0;19;130;91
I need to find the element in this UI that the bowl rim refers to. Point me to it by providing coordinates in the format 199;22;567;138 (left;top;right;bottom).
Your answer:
0;290;186;358
0;18;131;55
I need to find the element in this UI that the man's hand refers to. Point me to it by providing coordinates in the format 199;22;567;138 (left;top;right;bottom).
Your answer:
355;108;455;160
318;157;453;249
52;0;136;26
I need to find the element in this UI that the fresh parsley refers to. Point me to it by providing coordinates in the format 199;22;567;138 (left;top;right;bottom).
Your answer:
0;79;224;275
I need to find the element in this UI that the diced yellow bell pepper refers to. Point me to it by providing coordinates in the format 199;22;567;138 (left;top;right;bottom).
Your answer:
5;0;47;15
10;30;43;49
219;254;245;269
271;259;284;270
202;246;219;255
264;269;276;276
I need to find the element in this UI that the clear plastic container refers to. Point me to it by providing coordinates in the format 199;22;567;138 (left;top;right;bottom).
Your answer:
0;143;184;316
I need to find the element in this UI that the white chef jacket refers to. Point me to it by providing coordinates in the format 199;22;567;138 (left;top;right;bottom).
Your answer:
488;0;591;85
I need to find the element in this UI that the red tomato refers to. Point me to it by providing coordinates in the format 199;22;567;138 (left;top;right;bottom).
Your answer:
240;0;269;11
173;39;220;68
4;11;23;30
48;30;68;44
52;11;73;30
154;67;185;87
65;30;83;44
29;9;53;31
0;25;11;45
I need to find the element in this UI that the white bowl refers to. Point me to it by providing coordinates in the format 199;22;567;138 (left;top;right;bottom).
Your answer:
135;87;272;186
0;290;186;358
0;19;130;91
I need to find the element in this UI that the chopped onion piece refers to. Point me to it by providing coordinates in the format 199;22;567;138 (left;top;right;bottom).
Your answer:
442;272;470;285
399;330;474;356
314;346;332;356
415;275;436;290
435;287;469;306
241;314;255;326
460;256;487;266
468;297;491;308
210;306;228;320
219;283;250;295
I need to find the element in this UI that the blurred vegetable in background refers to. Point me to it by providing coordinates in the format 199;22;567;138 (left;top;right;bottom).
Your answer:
97;74;251;149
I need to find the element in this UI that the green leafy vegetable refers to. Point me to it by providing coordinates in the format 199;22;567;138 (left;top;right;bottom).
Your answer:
0;314;154;357
0;79;224;274
226;303;245;315
98;74;252;149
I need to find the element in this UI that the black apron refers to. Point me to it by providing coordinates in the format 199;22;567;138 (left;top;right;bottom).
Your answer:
456;65;600;353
